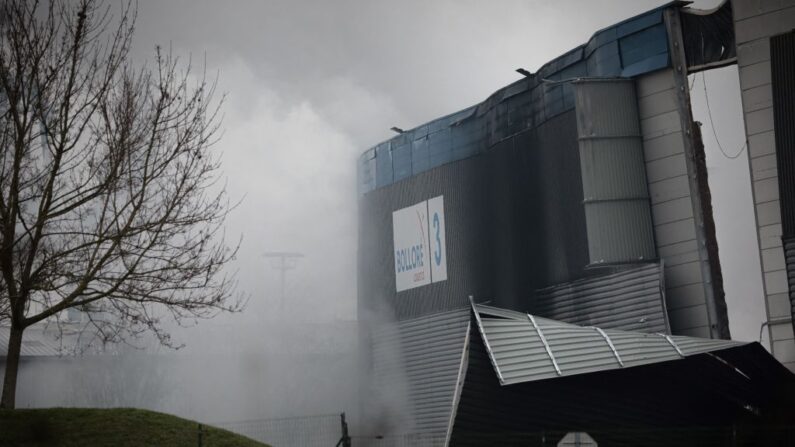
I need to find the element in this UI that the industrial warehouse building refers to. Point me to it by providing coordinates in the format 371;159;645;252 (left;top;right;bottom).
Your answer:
357;1;795;445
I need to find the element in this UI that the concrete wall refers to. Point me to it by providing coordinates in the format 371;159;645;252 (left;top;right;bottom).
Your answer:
732;0;795;371
637;68;713;338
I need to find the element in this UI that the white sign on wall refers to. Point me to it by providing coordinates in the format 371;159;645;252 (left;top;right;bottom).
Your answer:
392;195;447;292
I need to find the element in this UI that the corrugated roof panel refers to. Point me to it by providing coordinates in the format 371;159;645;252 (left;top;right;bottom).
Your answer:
472;303;746;386
475;304;526;320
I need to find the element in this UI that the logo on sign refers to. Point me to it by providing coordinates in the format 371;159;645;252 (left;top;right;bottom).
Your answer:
392;196;447;292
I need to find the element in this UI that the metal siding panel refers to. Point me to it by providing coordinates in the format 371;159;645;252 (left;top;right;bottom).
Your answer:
772;338;795;362
733;0;795;21
532;262;669;333
574;80;657;265
575;81;641;137
619;24;669;68
584;201;657;264
654;217;696;245
742;83;774;113
737;36;771;69
658;238;699;258
637;88;679;120
756;200;782;226
666;283;707;308
665;261;704;288
641;110;682;140
358;156;492;321
636;67;677;97
740;60;772;89
760;223;784;249
785;237;795;333
771;321;794;341
734;5;795;44
651;196;694;225
752;153;778;180
392;142;412;182
762;246;787;272
746;106;775;136
765;269;790;294
643;133;684;162
771;30;795;238
767;292;791;318
375;143;393;188
370;309;470;438
645;153;689;183
648;174;691;205
669;304;709;330
411;136;431;174
579;139;650;200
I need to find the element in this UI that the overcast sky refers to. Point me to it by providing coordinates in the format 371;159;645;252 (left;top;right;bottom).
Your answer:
127;0;766;344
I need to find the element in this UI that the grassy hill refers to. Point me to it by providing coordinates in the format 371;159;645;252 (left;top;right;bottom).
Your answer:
0;408;269;447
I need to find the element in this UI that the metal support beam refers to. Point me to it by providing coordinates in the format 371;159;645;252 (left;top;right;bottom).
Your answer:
469;296;506;384
528;314;562;375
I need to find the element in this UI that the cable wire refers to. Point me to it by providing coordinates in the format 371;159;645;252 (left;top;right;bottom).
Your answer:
701;72;746;159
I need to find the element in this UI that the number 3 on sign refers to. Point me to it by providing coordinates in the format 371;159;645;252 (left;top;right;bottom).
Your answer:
433;212;442;266
427;196;447;282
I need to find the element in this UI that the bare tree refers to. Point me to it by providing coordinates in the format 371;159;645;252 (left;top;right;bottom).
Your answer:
0;0;239;408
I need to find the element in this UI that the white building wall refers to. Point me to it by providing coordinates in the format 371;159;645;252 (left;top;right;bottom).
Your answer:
637;68;711;338
732;0;795;371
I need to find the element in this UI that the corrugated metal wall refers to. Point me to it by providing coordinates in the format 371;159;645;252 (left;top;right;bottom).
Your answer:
785;237;795;334
357;111;588;321
532;262;669;333
368;309;470;443
574;79;657;265
770;31;795;238
770;30;795;338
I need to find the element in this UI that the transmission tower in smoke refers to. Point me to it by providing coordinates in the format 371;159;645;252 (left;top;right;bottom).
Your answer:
262;252;304;311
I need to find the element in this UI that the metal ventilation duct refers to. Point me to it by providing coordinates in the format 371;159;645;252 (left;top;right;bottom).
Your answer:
573;79;656;265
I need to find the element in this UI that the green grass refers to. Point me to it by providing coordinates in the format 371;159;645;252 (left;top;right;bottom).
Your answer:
0;407;270;447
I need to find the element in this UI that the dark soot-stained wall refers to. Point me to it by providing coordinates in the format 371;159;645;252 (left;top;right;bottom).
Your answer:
357;111;589;321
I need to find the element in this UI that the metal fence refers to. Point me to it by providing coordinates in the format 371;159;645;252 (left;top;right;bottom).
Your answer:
350;433;445;447
214;413;343;447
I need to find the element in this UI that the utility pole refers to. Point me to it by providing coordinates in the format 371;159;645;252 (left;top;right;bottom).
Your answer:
262;252;304;310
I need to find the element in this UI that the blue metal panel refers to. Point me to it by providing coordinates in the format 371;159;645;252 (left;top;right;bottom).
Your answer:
392;142;412;182
621;52;670;77
587;41;622;76
451;119;482;159
411;136;430;174
359;3;678;195
428;128;452;168
615;9;663;38
375;142;393;188
358;149;377;195
619;24;668;69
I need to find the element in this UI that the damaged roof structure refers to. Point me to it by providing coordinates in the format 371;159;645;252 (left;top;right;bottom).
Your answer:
370;303;794;446
357;0;795;445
